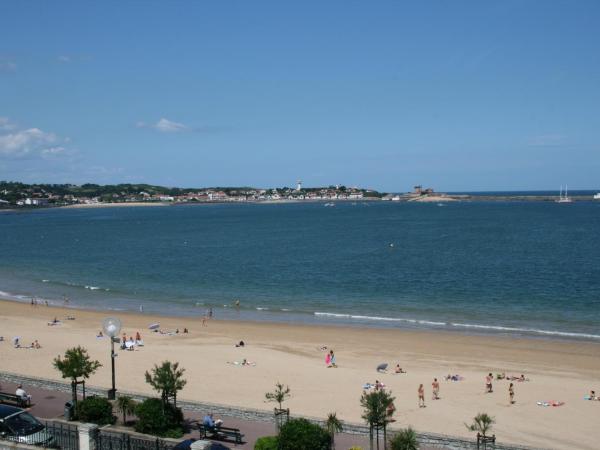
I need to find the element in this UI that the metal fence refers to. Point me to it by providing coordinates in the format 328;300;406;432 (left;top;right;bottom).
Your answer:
44;420;79;450
94;430;178;450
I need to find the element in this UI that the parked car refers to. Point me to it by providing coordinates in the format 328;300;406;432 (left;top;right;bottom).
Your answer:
0;404;55;446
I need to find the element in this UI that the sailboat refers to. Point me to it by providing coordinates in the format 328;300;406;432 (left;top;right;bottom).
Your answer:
556;185;572;203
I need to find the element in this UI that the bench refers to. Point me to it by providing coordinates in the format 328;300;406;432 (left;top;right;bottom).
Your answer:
0;392;29;407
197;423;244;444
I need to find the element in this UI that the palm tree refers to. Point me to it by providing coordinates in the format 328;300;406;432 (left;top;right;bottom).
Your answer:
116;396;137;425
144;361;187;407
53;346;101;407
466;413;495;449
360;390;395;450
326;412;343;449
389;428;419;450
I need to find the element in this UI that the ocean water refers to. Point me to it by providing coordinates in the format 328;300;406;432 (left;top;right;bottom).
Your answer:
1;201;599;341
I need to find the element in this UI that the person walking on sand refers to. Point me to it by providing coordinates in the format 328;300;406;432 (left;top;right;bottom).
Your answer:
418;384;426;408
509;383;515;405
432;378;440;400
485;373;493;393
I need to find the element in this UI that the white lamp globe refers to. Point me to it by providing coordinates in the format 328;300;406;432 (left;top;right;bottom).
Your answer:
102;317;122;338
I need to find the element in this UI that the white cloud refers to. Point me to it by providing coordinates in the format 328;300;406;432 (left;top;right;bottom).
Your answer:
0;119;73;159
137;118;189;133
58;55;71;63
154;118;188;133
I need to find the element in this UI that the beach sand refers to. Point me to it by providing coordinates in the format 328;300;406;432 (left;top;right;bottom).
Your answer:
1;299;599;449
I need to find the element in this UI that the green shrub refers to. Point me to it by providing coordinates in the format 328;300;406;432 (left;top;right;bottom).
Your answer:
134;398;184;437
76;396;116;425
278;418;331;450
254;436;279;450
389;427;419;450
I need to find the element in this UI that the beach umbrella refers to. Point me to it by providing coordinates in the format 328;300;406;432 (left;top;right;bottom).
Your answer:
376;363;388;372
148;323;160;330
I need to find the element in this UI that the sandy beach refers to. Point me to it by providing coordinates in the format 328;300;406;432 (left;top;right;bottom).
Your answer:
1;299;599;449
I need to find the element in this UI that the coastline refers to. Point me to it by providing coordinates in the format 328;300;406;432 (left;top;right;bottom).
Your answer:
1;298;599;449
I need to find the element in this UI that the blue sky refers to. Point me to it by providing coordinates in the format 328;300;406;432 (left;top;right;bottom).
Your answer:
1;1;599;191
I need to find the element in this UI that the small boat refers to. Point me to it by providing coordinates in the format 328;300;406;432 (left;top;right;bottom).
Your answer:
594;193;600;200
556;185;572;203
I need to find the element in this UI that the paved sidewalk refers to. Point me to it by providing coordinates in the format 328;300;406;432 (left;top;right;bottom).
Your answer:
0;380;374;449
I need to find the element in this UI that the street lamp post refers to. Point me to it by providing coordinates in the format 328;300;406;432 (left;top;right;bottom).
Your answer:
102;317;122;400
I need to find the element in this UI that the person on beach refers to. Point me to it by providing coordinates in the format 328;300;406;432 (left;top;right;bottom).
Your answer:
33;340;41;349
509;383;515;404
418;384;426;408
135;331;141;342
395;364;406;374
486;373;493;393
432;378;440;399
325;351;331;367
386;402;396;421
329;350;337;367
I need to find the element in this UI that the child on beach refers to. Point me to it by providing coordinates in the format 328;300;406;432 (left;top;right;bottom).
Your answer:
485;373;493;393
329;350;337;367
509;383;515;404
432;378;440;400
418;384;426;408
325;352;331;367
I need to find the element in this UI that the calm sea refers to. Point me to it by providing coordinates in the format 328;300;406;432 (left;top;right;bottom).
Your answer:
1;201;599;341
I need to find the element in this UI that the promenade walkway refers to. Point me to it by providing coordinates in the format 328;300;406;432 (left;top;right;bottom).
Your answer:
0;380;374;449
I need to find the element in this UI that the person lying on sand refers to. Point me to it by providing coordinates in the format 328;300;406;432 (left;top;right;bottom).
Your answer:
363;381;386;390
508;374;529;382
445;374;464;381
585;390;598;401
227;359;256;366
537;400;564;407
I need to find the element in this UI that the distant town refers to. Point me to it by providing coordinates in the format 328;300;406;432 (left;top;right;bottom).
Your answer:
2;181;598;209
0;180;388;208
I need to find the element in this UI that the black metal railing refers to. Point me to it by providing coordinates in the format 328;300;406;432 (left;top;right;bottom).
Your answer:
43;420;79;450
94;430;178;450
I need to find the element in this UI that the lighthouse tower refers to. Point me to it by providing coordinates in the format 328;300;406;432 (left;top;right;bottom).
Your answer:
296;180;302;191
